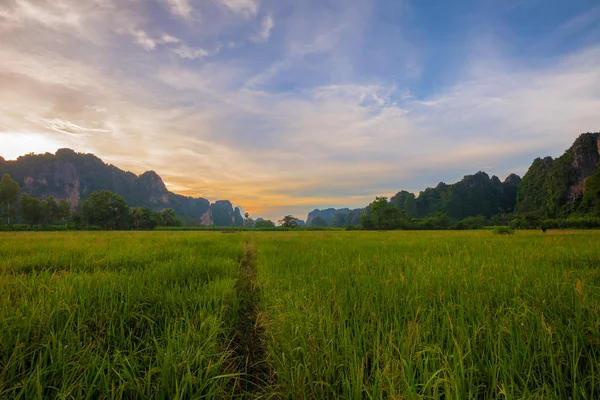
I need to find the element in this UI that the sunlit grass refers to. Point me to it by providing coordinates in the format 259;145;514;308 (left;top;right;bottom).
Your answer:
0;232;245;399
2;230;599;398
255;230;600;399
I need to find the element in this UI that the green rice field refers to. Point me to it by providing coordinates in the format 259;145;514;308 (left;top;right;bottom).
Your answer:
1;230;599;399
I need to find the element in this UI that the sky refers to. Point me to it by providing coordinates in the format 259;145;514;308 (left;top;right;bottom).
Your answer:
1;0;599;221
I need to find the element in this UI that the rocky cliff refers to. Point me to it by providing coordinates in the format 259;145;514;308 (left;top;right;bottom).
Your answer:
390;172;521;220
517;132;600;216
0;149;243;226
306;208;351;226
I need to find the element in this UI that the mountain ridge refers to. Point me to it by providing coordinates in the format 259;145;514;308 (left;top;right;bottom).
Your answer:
0;148;243;226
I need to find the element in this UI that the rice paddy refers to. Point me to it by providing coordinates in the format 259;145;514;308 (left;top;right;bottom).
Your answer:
1;230;599;398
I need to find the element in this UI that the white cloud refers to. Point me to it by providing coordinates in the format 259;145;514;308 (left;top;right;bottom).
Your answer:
217;0;259;17
130;29;156;50
165;0;193;19
172;44;210;59
160;34;180;44
252;13;273;42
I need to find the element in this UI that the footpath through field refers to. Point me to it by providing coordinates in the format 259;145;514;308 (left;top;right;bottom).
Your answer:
231;235;273;398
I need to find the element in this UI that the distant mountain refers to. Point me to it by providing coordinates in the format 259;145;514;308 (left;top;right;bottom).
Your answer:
306;208;351;226
517;132;600;217
0;149;243;226
295;218;307;227
392;171;522;220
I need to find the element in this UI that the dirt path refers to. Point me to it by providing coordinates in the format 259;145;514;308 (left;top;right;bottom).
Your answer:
232;236;272;398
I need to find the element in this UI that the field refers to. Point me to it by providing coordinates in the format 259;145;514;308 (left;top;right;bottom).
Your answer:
1;231;599;399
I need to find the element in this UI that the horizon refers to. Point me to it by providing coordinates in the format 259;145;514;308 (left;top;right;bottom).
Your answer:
0;138;586;222
1;0;600;222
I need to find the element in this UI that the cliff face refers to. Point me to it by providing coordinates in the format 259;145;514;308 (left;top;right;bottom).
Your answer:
569;132;600;201
0;149;242;226
517;132;600;216
306;208;351;226
390;172;521;220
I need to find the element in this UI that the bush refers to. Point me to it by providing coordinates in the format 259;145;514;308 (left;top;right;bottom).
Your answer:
493;226;515;235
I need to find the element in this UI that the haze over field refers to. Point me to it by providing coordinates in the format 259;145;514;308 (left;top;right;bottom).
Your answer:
1;0;600;220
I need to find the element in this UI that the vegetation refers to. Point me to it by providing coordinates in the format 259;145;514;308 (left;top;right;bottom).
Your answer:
0;232;245;398
2;229;600;398
0;173;20;227
255;219;275;228
256;230;600;398
278;215;299;228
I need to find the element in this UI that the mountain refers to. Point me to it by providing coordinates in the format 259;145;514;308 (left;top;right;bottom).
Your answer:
516;132;600;217
390;172;521;220
306;208;351;226
0;149;243;226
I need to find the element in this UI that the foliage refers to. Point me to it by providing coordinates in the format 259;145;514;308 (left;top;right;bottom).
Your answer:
455;215;486;230
0;173;20;227
579;166;600;216
82;190;129;230
255;219;275;228
157;208;182;227
278;215;299;228
309;215;328;227
493;226;515;234
19;194;47;227
361;196;406;230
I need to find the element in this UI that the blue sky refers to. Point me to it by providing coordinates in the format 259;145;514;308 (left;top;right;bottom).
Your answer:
0;0;599;220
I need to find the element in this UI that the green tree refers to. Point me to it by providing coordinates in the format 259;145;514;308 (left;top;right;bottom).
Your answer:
130;207;158;230
278;215;299;228
82;190;129;230
310;216;328;227
159;208;181;227
19;194;47;227
255;219;275;228
44;196;60;225
58;199;72;223
0;174;20;228
331;213;347;227
360;213;376;230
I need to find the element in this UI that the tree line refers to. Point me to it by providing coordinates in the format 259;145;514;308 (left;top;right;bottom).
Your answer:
306;196;600;230
0;174;182;230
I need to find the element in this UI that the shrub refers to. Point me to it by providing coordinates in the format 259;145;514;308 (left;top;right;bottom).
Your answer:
493;226;515;235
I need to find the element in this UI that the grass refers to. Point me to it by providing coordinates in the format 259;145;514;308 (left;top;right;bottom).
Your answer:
255;230;600;399
1;230;599;398
0;232;245;399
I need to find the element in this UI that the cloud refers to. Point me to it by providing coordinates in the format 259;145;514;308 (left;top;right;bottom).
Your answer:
1;0;600;221
172;44;210;59
217;0;259;17
164;0;193;19
130;30;157;50
160;34;180;44
252;13;274;42
26;117;112;136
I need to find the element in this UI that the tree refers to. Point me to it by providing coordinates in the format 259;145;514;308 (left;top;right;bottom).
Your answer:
130;207;158;230
44;196;60;224
58;199;72;223
255;219;275;228
0;174;20;228
310;215;328;227
82;190;129;230
19;194;47;227
159;208;180;227
244;212;254;228
360;197;406;230
278;215;299;228
331;213;347;227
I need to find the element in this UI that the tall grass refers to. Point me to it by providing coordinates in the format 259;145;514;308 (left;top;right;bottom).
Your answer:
0;232;245;399
255;230;600;399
